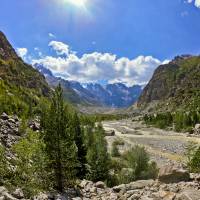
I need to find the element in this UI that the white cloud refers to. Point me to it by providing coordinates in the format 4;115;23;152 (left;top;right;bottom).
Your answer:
16;48;28;59
32;41;168;86
48;33;56;38
195;0;200;7
49;41;72;56
186;0;200;8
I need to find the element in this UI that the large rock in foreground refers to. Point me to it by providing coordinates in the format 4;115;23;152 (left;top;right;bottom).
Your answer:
158;165;190;183
176;189;200;200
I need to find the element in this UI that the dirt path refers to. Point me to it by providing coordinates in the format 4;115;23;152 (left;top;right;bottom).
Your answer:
102;119;200;167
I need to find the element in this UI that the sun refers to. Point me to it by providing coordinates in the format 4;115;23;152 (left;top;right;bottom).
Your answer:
66;0;87;7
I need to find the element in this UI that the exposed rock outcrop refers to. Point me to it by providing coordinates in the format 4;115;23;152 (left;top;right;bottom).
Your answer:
0;113;20;148
158;165;190;184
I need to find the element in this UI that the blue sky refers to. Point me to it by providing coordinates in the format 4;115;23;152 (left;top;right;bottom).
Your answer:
1;0;200;85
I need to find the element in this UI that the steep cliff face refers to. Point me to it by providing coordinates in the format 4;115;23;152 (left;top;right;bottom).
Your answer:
138;55;200;110
0;31;19;60
0;31;50;96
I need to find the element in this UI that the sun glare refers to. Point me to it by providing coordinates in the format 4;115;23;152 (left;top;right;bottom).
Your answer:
66;0;87;7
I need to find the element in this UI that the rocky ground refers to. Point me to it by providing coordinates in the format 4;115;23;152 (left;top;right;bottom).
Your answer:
103;119;200;167
2;169;200;200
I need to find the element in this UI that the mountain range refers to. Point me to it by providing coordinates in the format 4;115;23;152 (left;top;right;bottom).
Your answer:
35;64;143;108
1;30;199;113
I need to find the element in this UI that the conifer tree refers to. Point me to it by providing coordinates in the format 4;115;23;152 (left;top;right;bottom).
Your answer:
70;112;87;179
86;123;110;182
42;84;78;192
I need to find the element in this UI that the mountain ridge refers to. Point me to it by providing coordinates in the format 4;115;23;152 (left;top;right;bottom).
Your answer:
35;64;143;108
0;31;50;96
137;55;200;111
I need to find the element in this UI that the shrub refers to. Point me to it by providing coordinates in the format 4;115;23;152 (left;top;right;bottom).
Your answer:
0;145;10;185
186;142;200;173
11;129;48;197
122;145;149;180
108;146;158;187
111;142;120;157
113;139;125;146
141;161;159;180
111;139;124;158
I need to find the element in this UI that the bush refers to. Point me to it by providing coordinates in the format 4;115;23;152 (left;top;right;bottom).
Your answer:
111;139;124;157
186;142;200;173
122;145;150;180
11;129;48;197
140;161;159;180
113;139;125;146
111;143;120;157
0;145;10;185
108;145;158;187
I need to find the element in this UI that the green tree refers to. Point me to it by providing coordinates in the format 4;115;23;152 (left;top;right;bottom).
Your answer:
186;142;200;173
70;112;87;179
12;130;48;197
86;123;110;182
42;84;78;192
123;145;149;180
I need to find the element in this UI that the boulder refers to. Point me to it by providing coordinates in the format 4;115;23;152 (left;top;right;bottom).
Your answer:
34;193;48;200
3;193;17;200
112;184;126;193
95;181;105;189
79;180;93;189
105;130;115;136
158;165;190;183
193;124;200;135
0;187;7;195
12;189;24;199
152;191;176;200
28;120;40;131
127;180;154;191
175;189;200;200
1;113;9;120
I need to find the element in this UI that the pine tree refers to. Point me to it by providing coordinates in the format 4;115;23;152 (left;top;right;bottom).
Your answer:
86;123;110;182
42;84;78;192
70;112;87;179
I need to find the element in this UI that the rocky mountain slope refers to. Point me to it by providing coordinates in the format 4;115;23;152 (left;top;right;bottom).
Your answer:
86;83;142;108
0;31;49;96
35;64;142;108
138;55;200;111
35;63;100;106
